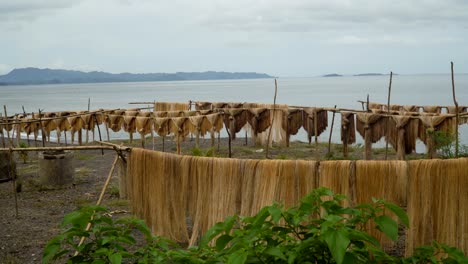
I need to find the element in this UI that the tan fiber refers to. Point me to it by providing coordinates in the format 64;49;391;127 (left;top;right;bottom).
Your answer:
302;107;328;144
406;158;468;255
154;102;189;111
319;160;353;206
282;109;303;147
422;106;441;114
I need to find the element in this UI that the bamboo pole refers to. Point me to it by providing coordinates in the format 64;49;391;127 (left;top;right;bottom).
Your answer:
266;79;278;158
1;114;5;148
225;124;232;158
94;115;104;155
0;145;116;152
451;62;459;157
327;105;337;157
385;71;393;160
76;154;119;253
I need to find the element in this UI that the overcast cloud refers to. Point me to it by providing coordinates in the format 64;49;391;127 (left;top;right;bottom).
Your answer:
0;0;467;76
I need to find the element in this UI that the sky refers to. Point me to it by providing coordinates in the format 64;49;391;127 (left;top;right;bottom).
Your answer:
0;0;467;77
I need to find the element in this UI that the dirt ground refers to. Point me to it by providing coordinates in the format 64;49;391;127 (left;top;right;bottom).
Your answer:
0;136;421;263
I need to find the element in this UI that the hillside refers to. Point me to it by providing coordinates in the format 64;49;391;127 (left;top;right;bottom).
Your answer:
0;68;273;85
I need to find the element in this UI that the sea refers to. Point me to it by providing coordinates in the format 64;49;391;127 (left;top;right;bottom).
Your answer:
1;74;467;150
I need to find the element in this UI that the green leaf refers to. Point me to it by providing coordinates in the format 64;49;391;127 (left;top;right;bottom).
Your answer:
323;229;350;264
264;247;286;261
374;215;398;241
42;243;61;263
268;206;283;223
216;234;233;250
109;253;122;264
227;250;248;264
384;202;409;227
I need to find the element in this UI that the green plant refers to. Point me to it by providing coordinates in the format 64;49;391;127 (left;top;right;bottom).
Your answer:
430;131;468;159
190;147;215;157
44;188;468;264
18;142;29;164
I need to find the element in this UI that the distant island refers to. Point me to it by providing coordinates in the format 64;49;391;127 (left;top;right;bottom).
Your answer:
0;68;273;85
322;73;343;77
354;73;384;76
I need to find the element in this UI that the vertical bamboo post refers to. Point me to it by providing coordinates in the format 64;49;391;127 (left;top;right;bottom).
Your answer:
327;105;337;157
38;109;46;147
1;114;5;148
366;94;370;112
15;115;21;146
266;78;278;159
78;129;83;145
225;124;232;158
86;98;90;144
3;106;13;146
384;72;393;160
451;62;459;157
94;115;104;155
343;116;349;158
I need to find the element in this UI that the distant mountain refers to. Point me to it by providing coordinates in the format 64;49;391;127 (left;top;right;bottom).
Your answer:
322;73;343;77
0;68;273;85
354;73;383;76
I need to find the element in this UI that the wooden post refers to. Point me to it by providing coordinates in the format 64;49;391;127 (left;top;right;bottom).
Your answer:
1;114;5;148
38;109;46;147
266;79;278;159
366;94;370;112
94;115;104;155
384;71;393;160
451;62;459;157
327;106;337;157
225;124;232;158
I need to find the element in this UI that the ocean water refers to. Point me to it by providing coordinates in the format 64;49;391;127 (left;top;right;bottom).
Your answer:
1;74;467;148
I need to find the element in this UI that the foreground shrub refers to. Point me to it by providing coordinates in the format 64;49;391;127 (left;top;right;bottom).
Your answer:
43;188;467;263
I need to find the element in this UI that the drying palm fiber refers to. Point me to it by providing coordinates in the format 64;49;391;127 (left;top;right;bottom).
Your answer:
417;114;455;158
52;112;72;144
166;110;185;118
135;112;154;135
188;115;207;147
302;107;328;145
21;118;40;140
194;101;212;110
106;112;125;133
246;108;271;145
36;112;58;142
205;113;224;147
319;160;354;207
340;112;356;157
447;106;468;124
356;160;408;250
154;111;168;118
356;112;386;159
123;111;139;142
386;114;419;159
154;102;189;111
199;109;213;115
406;158;468;256
402;105;419;112
281;108;303;147
153;117;171;137
222;109;248;140
383;104;403;111
368;102;383;110
422;105;441;114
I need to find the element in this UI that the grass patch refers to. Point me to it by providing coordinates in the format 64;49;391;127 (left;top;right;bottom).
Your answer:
75;152;95;161
107;185;120;198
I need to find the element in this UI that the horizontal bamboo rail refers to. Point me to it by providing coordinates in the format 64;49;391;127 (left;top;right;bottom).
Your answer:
0;145;130;152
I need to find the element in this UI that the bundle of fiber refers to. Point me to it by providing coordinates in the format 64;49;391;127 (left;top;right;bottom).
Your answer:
417;114;455;144
422;106;441;114
107;114;124;132
383;104;402;111
303;108;328;144
41;112;58;141
406;158;468;255
188;115;207;146
188;156;214;246
154;102;189;111
228;102;244;108
195;101;212;110
135;116;153;135
21;118;40;138
239;159;261;216
207;158;243;232
356;113;386;143
275;160;299;208
170;117;191;139
247;108;270;145
250;160;282;214
127;149;190;243
258;104;289;146
205;113;224;133
67;113;85;144
212;102;228;109
387;115;418;158
282;109;303;147
355;160;408;249
81;112;92;130
368;102;383;110
403;105;419;112
447;106;468;124
295;160;319;200
123;111;139;133
319;160;354;207
199;109;213;115
341;112;356;144
153;117;171;136
223;109;248;140
166;111;184;118
154;111;168;118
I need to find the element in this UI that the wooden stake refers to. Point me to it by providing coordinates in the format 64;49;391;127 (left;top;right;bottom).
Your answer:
38;109;46;147
94;115;104;155
366;94;370;112
327;105;337;157
384;71;393;160
225;124;232;158
451;62;459;157
0;145;116;152
266;79;278;158
76;154;119;252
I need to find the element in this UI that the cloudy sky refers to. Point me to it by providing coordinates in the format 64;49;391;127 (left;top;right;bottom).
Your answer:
1;0;467;76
